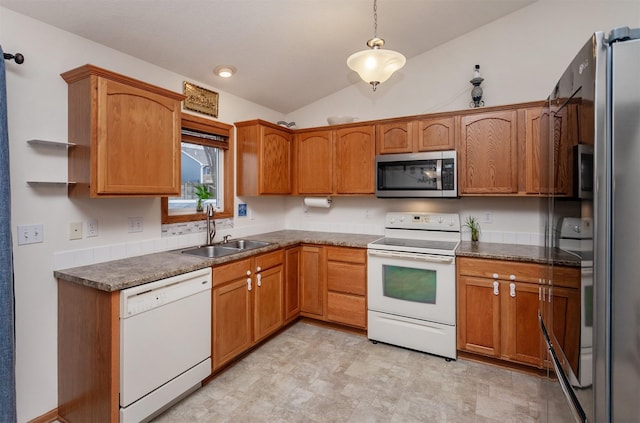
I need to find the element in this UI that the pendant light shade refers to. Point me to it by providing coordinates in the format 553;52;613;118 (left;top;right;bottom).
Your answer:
347;1;405;91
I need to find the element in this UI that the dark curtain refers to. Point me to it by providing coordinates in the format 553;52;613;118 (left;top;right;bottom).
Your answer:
0;45;17;422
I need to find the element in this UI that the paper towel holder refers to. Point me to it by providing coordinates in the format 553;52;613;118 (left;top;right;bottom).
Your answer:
303;196;332;211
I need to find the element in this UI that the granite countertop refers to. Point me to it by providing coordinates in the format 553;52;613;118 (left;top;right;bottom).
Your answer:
55;230;580;292
54;230;382;292
456;241;581;267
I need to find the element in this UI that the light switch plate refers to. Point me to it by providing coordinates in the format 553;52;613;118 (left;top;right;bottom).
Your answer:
128;217;143;233
17;224;44;245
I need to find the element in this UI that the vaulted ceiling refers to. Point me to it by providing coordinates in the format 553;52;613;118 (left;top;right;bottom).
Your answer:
0;0;536;113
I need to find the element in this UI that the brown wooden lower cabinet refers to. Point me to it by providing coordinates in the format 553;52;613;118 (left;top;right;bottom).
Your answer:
212;250;284;371
457;257;580;369
326;246;367;329
300;245;325;318
58;280;119;423
284;246;301;323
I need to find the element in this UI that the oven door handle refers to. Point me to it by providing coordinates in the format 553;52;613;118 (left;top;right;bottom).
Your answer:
368;249;454;264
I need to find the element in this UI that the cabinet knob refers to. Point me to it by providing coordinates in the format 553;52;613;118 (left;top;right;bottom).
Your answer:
256;266;262;273
493;281;499;296
509;274;516;281
492;273;499;279
246;270;251;276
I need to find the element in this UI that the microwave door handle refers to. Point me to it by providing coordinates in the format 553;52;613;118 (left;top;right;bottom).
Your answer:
436;159;442;190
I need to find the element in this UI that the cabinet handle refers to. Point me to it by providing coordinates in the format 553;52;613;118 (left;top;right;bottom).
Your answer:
246;270;251;276
542;286;546;302
257;273;262;287
492;273;499;279
548;287;552;302
509;274;516;281
493;281;499;296
510;282;516;298
539;286;542;301
256;266;262;272
247;277;252;291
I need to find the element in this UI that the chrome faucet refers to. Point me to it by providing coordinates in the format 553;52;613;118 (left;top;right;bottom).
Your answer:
223;235;232;243
206;204;216;245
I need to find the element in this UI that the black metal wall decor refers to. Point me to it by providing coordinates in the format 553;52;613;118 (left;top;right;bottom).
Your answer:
469;64;484;108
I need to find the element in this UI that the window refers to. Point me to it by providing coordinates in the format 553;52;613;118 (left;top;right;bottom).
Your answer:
161;114;234;223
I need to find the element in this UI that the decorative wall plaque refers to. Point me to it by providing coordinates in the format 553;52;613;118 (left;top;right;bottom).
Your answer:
183;81;219;118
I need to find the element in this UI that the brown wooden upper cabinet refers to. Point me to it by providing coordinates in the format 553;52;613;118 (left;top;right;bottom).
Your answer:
376;117;455;154
235;120;293;196
61;64;185;197
295;124;375;195
457;110;519;195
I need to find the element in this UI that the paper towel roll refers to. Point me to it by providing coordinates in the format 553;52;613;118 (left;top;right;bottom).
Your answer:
303;197;332;208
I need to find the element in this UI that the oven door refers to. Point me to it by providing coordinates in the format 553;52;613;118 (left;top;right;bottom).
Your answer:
367;249;456;325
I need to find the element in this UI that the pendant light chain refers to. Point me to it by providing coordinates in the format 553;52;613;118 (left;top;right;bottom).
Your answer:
373;0;378;38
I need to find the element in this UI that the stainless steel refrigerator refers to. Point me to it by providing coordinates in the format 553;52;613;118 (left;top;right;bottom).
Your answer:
540;27;640;423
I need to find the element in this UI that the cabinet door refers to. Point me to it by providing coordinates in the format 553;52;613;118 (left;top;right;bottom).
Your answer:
254;264;284;342
376;121;412;154
296;130;333;194
259;126;292;194
284;247;301;322
212;277;252;370
97;78;181;195
457;275;501;357
458;111;518;194
334;125;375;194
523;107;544;194
548;285;580;372
501;281;545;367
300;245;325;318
415;116;455;151
549;104;575;196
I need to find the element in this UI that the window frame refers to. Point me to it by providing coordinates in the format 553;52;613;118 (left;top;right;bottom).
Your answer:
161;113;234;223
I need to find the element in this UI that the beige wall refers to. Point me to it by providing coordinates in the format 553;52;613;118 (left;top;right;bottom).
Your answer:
1;1;638;421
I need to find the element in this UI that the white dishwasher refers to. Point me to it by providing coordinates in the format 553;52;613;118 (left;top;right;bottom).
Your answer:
120;267;212;423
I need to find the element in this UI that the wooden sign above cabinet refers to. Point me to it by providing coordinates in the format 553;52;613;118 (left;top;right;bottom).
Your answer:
61;64;186;197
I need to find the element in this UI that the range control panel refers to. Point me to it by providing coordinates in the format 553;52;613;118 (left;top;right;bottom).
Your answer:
385;212;460;232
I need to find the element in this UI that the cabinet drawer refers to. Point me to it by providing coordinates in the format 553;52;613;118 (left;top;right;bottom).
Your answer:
255;249;284;271
326;246;366;264
327;292;366;328
457;257;543;283
553;266;580;289
327;262;366;295
212;259;250;287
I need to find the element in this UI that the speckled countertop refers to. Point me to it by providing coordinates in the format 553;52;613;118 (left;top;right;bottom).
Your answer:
54;230;382;292
456;241;580;267
55;231;580;292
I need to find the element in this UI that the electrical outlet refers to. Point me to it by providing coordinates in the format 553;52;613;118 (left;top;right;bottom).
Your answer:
483;212;493;224
87;219;98;237
17;224;44;245
69;222;83;240
128;217;143;233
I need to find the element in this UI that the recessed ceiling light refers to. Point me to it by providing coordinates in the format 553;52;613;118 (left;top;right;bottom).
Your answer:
214;65;236;78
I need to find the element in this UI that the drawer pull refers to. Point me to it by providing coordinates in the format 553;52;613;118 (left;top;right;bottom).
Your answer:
247;277;252;291
510;282;516;298
493;281;499;296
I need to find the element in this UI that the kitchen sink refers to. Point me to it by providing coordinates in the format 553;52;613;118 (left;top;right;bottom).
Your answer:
221;239;271;250
181;245;240;258
181;239;271;258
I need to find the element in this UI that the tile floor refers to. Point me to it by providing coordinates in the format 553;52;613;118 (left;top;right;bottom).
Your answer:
152;321;575;422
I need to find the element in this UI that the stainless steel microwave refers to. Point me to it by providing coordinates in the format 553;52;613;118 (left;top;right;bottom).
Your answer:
375;151;457;198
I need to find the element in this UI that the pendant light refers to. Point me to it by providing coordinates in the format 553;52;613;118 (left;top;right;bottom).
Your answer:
347;0;406;91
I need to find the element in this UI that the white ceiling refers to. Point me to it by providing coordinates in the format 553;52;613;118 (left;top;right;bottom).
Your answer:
1;0;536;113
